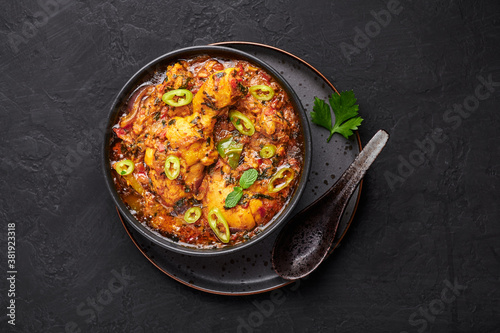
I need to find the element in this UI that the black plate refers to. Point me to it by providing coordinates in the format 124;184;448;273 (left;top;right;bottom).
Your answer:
118;42;363;295
103;45;312;256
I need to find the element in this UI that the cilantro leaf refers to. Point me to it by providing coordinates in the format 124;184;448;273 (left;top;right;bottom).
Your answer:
225;186;243;208
311;97;332;133
239;169;258;189
311;90;363;142
329;91;359;125
332;117;363;139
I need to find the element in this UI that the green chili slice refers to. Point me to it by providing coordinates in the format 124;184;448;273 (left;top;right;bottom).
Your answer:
216;137;232;157
114;159;134;175
259;144;277;158
216;136;244;169
216;137;243;157
226;153;240;169
164;155;181;180
229;110;255;136
208;208;230;243
184;207;202;224
268;167;295;193
162;89;193;107
249;85;275;101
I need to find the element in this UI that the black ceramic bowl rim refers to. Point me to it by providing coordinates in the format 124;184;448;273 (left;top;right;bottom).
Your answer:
102;45;312;256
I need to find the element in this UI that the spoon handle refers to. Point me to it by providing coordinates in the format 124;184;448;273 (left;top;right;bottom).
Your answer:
330;129;389;201
314;129;390;250
306;129;390;215
272;130;389;280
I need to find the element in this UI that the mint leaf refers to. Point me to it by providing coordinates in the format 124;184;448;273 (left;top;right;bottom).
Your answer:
225;169;259;208
311;97;333;132
225;187;243;208
311;90;363;142
239;169;258;189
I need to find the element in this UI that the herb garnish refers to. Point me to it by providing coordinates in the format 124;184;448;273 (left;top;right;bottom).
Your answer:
311;90;363;142
239;169;258;189
225;186;243;208
224;169;258;208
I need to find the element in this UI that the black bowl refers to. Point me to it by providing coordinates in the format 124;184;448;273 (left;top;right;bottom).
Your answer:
102;45;312;256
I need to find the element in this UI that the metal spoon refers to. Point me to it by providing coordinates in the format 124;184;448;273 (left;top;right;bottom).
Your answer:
272;129;389;280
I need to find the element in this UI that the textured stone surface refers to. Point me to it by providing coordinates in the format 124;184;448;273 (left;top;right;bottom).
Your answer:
1;0;499;332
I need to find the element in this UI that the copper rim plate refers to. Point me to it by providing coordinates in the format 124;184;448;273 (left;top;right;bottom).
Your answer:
118;41;363;295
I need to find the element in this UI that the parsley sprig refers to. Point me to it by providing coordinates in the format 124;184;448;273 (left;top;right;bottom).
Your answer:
311;90;363;142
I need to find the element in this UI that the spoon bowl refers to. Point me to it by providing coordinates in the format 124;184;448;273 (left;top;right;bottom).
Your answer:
272;129;389;280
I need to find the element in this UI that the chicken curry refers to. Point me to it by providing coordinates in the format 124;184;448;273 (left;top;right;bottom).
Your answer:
110;55;304;248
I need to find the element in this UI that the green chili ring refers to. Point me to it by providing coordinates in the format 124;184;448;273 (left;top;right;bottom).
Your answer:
184;207;202;224
229;110;255;136
249;85;275;101
268;167;295;193
164;155;181;180
208;207;230;243
162;89;193;107
114;159;134;175
259;144;277;158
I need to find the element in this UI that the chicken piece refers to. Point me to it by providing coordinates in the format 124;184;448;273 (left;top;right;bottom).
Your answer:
192;68;243;135
165;117;204;150
163;62;195;118
181;67;244;183
164;68;243;189
140;114;204;205
147;67;244;204
183;162;206;193
203;166;263;231
147;153;190;207
161;116;214;193
164;62;193;90
167;105;191;118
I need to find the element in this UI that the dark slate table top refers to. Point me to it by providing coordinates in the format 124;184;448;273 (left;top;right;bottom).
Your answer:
1;0;499;332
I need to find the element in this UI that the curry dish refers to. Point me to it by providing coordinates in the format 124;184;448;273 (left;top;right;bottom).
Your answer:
110;55;304;248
